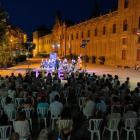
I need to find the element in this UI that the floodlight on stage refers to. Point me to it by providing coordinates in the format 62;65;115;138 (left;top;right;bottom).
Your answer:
52;44;55;49
57;44;60;48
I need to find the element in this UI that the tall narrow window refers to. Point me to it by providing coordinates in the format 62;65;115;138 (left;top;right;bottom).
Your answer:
49;40;50;44
124;0;129;8
138;37;140;44
81;32;83;38
123;20;128;31
47;40;48;44
137;50;140;61
103;26;106;35
113;24;116;33
139;17;140;28
76;33;78;39
88;30;90;37
123;38;127;45
122;50;126;60
71;34;73;40
95;28;97;36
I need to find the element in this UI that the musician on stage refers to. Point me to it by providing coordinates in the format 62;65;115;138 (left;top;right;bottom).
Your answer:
71;60;76;71
40;59;45;69
55;57;60;70
62;59;68;70
44;59;48;68
77;54;82;70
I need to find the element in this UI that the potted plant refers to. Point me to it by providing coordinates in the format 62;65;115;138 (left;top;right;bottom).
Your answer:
98;56;105;65
92;55;96;63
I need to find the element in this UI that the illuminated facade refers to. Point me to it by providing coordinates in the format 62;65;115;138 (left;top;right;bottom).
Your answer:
8;25;27;55
33;0;140;67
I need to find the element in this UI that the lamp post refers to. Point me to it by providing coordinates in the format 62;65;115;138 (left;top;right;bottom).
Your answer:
27;41;32;70
80;40;90;72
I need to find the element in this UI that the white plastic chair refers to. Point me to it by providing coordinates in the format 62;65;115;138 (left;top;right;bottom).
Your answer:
23;92;28;98
120;118;138;140
32;92;38;98
50;107;62;130
0;125;12;140
37;107;49;129
78;97;87;112
37;97;41;103
22;108;34;130
102;118;121;140
14;124;31;140
15;98;24;108
4;109;17;123
1;98;6;108
75;87;81;100
111;105;122;114
49;97;54;104
83;106;95;119
58;120;73;139
86;119;103;140
61;90;69;106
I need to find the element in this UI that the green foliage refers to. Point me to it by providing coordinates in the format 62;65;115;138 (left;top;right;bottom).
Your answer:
18;55;27;62
98;56;105;63
92;55;96;63
0;4;10;60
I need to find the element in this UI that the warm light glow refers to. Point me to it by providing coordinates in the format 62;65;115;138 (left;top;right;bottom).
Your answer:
57;44;60;48
52;44;55;49
11;40;12;42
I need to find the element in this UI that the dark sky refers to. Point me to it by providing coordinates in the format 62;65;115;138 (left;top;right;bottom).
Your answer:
0;0;118;38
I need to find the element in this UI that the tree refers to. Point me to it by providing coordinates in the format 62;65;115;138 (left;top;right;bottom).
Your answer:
89;0;100;19
0;4;10;60
23;42;36;54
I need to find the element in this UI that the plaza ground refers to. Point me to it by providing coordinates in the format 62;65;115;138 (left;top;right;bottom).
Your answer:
1;57;140;90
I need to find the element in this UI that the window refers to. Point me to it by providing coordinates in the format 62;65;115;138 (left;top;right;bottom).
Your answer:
124;0;129;8
47;40;48;44
95;28;97;36
88;30;90;37
81;32;83;38
71;34;73;40
76;33;78;39
123;20;128;31
122;50;126;60
123;38;127;45
138;37;140;44
113;24;116;33
49;40;50;44
137;50;140;61
103;26;106;35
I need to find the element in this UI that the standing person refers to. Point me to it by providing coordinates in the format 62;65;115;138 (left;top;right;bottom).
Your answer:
44;59;48;68
55;57;60;70
77;54;82;70
40;59;45;69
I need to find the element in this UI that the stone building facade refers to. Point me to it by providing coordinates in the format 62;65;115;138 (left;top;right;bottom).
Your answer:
33;0;140;67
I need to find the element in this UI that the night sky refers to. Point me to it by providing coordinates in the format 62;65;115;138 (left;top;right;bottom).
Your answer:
0;0;118;38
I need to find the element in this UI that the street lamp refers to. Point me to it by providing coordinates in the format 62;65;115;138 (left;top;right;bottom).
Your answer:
27;41;32;70
80;40;90;72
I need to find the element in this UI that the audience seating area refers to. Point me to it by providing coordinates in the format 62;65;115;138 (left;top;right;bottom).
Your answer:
0;72;140;140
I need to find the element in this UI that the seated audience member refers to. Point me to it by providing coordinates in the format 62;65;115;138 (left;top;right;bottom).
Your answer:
119;83;126;93
10;132;20;140
83;95;95;116
38;129;48;140
106;106;121;128
27;80;32;90
56;107;73;139
37;96;49;115
111;89;120;102
49;85;59;98
86;109;102;128
122;88;131;102
57;79;63;92
4;97;17;110
122;104;137;123
21;85;28;92
8;85;16;100
132;88;140;103
49;95;63;110
19;91;24;98
31;84;38;92
137;82;140;91
15;111;30;137
114;80;121;90
37;89;47;99
22;97;33;109
80;90;86;97
122;95;132;107
95;98;106;113
111;97;120;106
125;81;130;89
27;91;34;99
